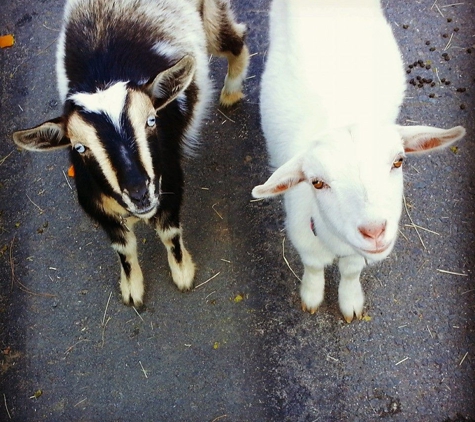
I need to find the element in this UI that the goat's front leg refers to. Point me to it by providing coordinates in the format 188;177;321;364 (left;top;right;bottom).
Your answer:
110;222;144;308
338;254;366;323
156;223;195;291
284;188;334;314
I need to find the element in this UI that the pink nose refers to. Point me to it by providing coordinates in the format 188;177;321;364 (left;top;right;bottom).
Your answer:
358;222;386;241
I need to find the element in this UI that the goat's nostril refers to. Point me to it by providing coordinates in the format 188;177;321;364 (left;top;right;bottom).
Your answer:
358;222;386;240
128;185;149;205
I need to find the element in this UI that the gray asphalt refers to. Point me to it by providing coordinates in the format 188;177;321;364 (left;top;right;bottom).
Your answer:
1;1;474;421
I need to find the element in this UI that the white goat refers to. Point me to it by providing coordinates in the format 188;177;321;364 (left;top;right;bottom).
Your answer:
252;0;465;322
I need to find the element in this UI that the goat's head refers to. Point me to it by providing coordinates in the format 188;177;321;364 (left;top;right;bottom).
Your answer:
13;56;196;218
252;124;465;260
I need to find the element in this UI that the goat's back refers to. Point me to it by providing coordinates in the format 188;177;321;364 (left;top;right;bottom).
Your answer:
260;0;406;167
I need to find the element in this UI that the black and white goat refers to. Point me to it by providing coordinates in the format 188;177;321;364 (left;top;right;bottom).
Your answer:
252;0;465;322
13;0;249;307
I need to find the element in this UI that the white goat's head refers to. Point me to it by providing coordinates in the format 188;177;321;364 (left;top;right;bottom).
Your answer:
252;124;465;260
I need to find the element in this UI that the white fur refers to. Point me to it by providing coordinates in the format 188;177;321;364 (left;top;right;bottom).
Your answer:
253;0;465;322
158;227;195;291
69;82;128;134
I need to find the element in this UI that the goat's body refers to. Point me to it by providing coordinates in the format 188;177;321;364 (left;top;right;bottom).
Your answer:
261;0;406;168
14;0;249;307
255;0;464;321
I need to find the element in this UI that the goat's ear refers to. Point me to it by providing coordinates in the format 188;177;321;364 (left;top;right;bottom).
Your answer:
398;125;465;155
252;156;306;198
13;117;70;151
148;55;196;111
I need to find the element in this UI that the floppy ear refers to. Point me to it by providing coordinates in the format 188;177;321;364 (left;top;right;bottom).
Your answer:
252;156;306;198
398;125;465;155
13;116;70;151
147;55;196;111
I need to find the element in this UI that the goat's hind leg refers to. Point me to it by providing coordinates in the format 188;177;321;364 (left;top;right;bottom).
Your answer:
156;224;195;291
202;0;250;106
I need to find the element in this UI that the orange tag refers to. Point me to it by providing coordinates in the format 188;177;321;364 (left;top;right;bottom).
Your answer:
0;34;15;48
67;165;75;178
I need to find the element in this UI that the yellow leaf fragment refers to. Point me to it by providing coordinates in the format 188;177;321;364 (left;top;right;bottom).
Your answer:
233;294;243;303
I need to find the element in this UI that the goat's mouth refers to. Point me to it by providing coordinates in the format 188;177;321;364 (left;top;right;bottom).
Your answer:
359;239;395;257
361;245;390;255
126;195;159;218
131;201;158;217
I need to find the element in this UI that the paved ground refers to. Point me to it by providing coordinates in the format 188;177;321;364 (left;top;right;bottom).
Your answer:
1;1;474;421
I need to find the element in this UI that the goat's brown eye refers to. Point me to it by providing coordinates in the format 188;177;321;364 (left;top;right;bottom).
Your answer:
312;179;325;189
393;157;404;169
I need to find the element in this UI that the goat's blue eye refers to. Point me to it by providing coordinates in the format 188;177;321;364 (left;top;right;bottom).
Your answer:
74;143;86;153
147;115;156;127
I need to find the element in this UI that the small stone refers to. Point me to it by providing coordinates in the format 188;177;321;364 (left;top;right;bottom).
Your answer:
454;27;459;32
430;82;436;87
430;47;436;52
402;24;409;29
442;33;449;38
429;93;435;98
425;40;430;45
425;64;431;70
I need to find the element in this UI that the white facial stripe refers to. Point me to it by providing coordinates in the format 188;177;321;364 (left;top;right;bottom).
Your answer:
127;91;155;179
68;82;128;134
68;113;121;193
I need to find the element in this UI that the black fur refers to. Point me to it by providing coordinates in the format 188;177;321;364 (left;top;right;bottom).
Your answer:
64;10;173;94
170;235;183;264
118;253;132;277
216;3;245;56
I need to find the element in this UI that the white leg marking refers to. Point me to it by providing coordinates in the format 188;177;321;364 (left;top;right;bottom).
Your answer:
158;226;195;291
113;233;144;307
220;45;250;106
